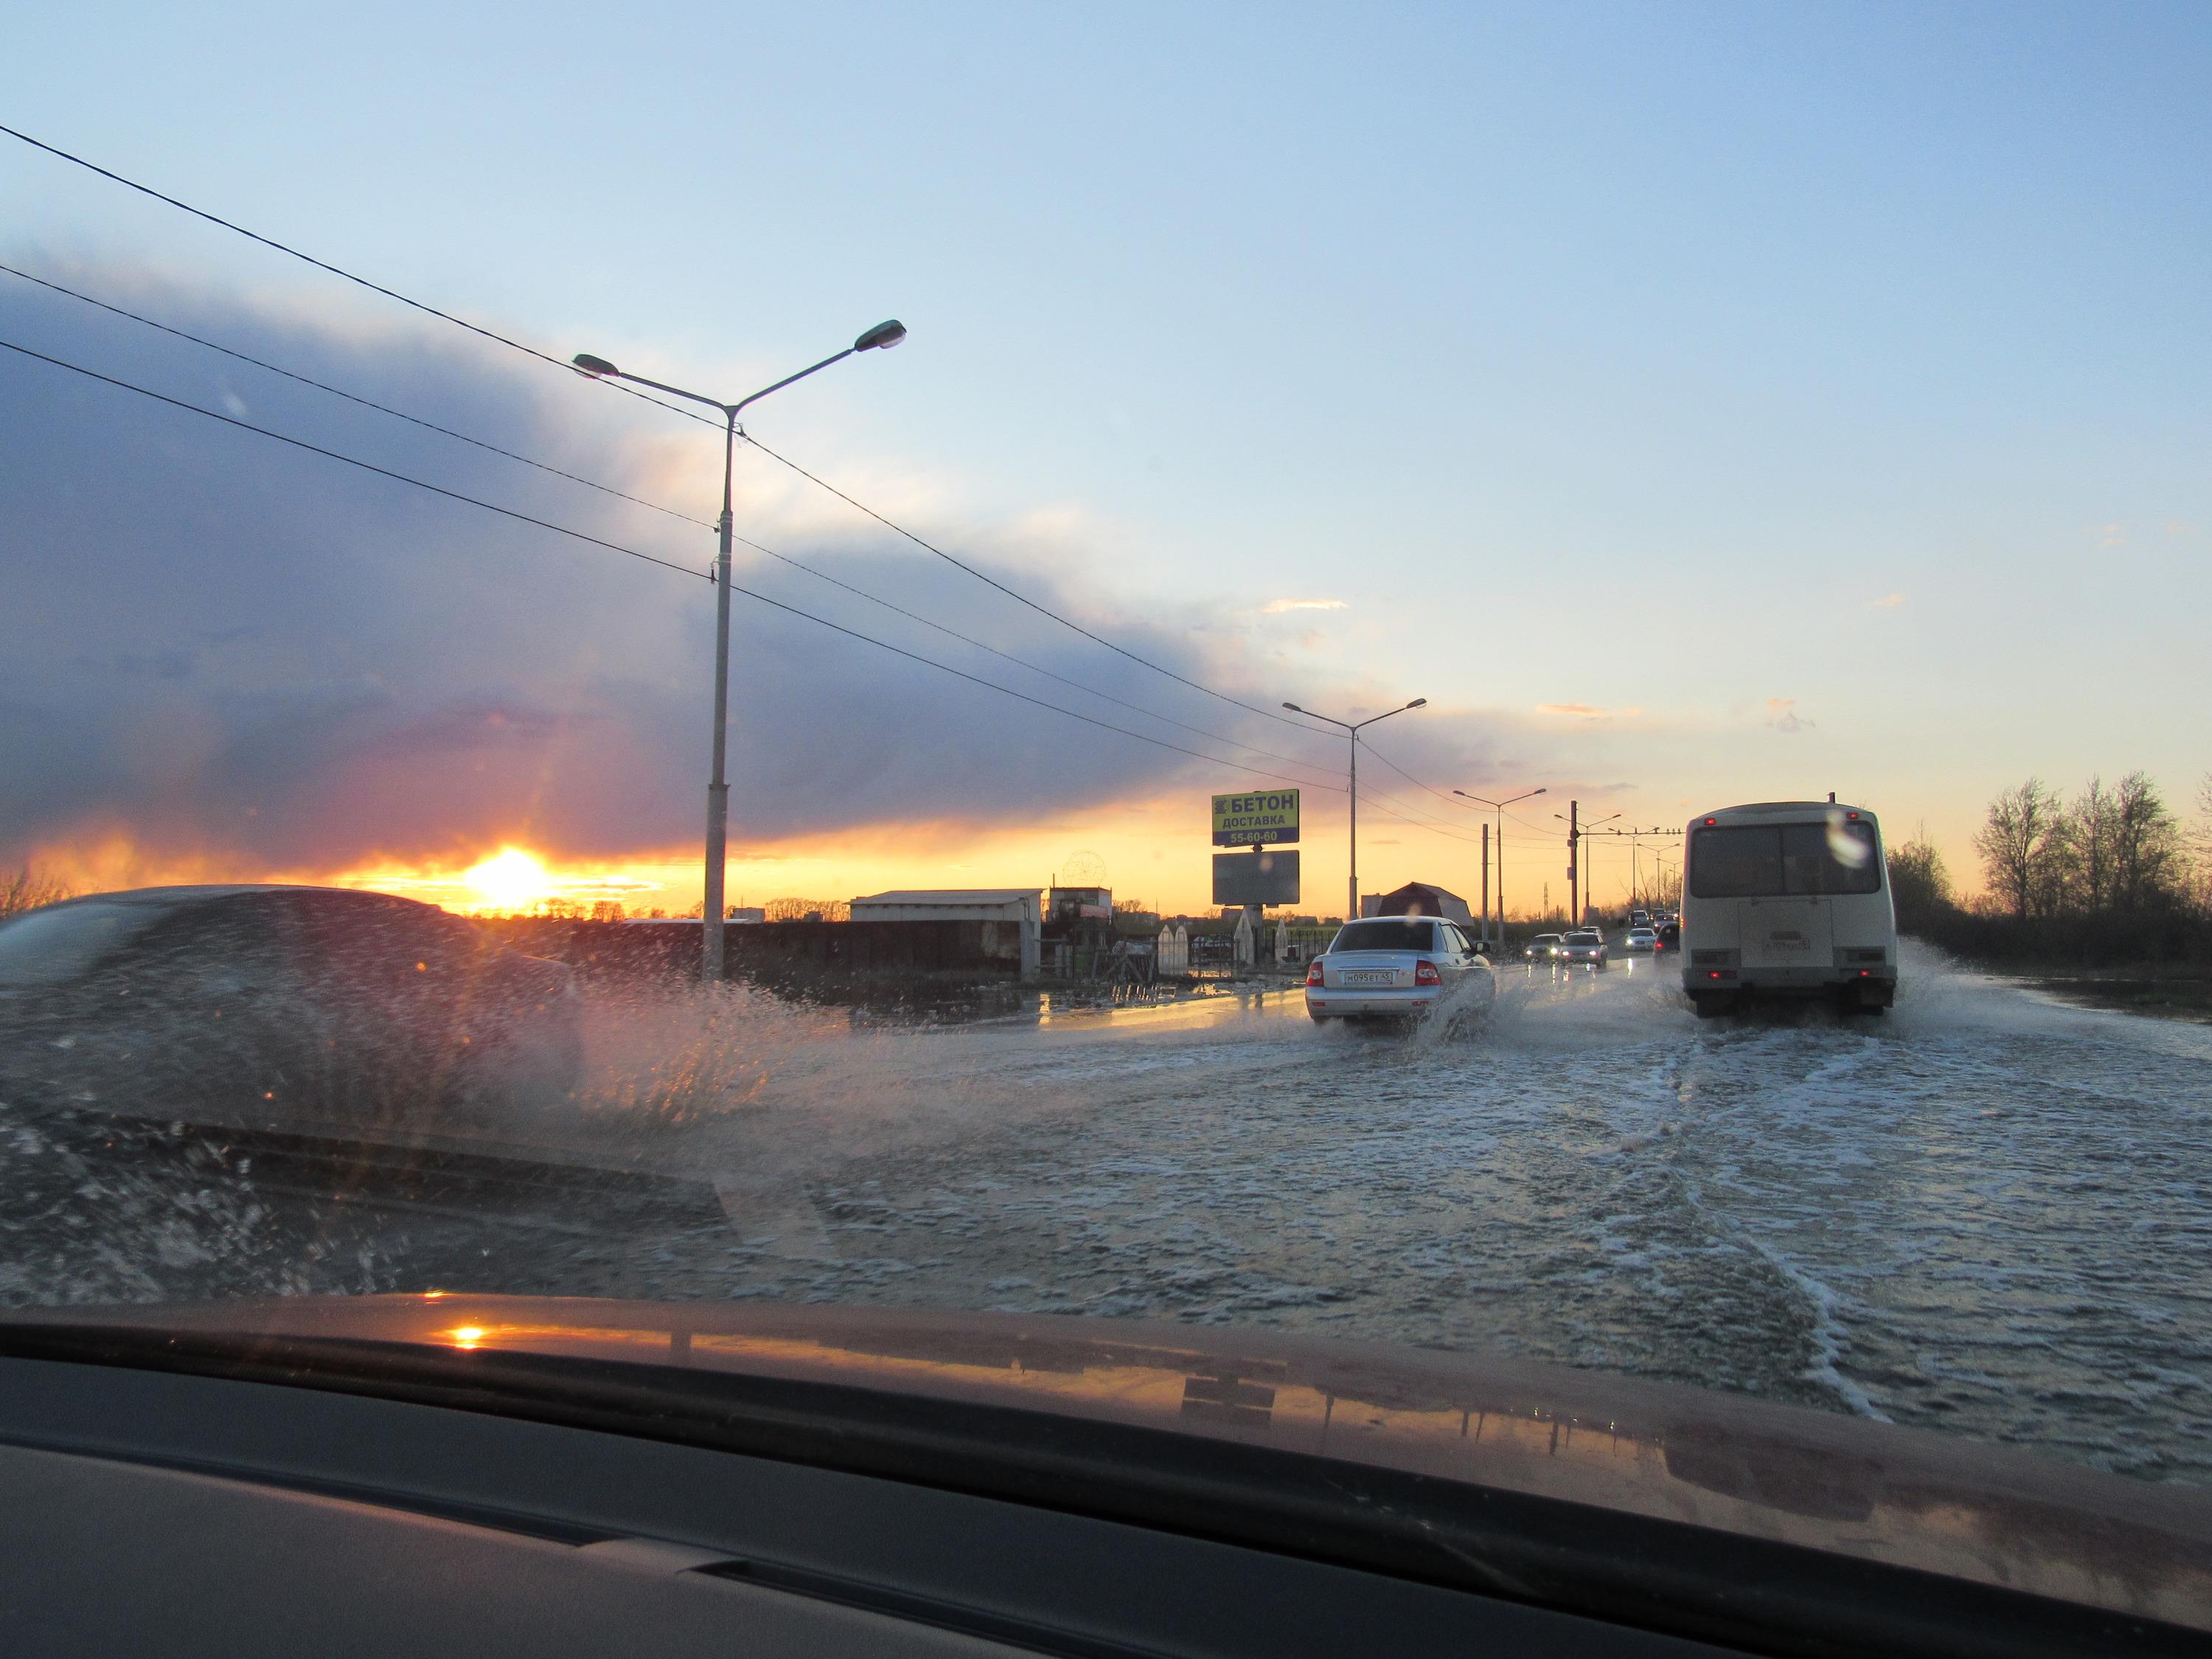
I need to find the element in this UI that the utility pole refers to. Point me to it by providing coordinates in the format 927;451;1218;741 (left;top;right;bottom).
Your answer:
1349;735;1358;921
1568;800;1579;927
1475;822;1490;946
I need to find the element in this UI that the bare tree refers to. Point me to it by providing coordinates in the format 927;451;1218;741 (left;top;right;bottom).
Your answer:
2191;774;2212;911
2110;771;2182;912
765;897;850;922
2058;776;2115;915
1974;779;2064;920
1;866;73;920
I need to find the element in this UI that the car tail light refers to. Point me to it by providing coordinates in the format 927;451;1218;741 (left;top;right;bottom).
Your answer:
1306;959;1324;987
1414;960;1442;987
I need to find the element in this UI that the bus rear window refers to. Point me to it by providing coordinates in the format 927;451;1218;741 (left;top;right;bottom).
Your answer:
1691;821;1880;898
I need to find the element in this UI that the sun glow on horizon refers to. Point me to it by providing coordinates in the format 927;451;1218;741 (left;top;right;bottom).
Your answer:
463;847;555;912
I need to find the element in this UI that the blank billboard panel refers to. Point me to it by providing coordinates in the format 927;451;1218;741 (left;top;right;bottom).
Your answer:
1212;849;1300;907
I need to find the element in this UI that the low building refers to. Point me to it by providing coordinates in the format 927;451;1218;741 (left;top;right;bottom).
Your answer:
849;889;1042;981
1047;886;1112;927
1360;881;1474;925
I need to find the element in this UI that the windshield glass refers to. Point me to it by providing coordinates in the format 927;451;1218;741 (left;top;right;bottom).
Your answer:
1329;919;1438;953
0;902;157;987
4;6;2210;1625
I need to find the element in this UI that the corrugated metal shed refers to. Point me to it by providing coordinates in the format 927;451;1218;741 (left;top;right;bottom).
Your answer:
849;889;1041;980
851;890;1040;917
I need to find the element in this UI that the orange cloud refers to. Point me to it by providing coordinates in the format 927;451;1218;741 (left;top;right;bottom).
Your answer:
1535;703;1644;720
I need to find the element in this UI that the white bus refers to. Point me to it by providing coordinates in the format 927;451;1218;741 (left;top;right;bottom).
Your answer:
1680;801;1896;1018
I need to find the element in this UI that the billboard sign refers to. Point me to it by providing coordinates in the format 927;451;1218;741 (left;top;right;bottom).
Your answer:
1213;848;1300;907
1211;788;1301;847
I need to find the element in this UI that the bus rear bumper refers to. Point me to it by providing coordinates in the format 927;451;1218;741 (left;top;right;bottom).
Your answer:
1683;965;1896;1006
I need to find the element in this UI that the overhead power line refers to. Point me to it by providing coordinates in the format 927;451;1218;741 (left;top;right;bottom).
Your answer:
1357;738;1470;810
0;334;1336;795
1357;736;1568;842
0;123;1336;752
0;121;716;430
0;262;1342;782
0;336;709;582
735;534;1346;789
0;262;717;531
729;588;1344;793
738;433;1325;737
1359;797;1486;846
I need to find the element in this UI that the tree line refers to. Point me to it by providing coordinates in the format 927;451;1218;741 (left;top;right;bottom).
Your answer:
1888;772;2211;964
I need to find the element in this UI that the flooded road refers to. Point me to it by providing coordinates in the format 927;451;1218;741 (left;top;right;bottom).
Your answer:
7;943;2211;1486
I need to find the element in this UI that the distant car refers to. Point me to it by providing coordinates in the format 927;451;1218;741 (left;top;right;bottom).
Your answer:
1558;929;1608;968
1524;932;1563;961
1629;910;1651;929
1624;928;1658;954
1305;917;1495;1023
0;886;582;1133
1656;919;1680;953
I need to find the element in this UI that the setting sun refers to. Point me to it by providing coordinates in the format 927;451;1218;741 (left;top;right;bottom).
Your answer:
464;848;554;912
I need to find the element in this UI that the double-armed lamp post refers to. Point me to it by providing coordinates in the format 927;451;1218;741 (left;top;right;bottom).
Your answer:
1280;698;1426;922
573;321;907;983
1452;787;1546;947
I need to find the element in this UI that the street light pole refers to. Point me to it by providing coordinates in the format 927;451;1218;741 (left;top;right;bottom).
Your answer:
1281;698;1426;922
572;320;906;983
1453;787;1545;948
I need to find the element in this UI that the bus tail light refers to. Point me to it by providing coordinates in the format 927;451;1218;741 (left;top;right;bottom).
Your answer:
1414;960;1442;987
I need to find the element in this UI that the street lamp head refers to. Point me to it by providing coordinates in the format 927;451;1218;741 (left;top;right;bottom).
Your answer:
1532;787;1548;796
1281;702;1304;713
854;320;907;352
571;352;620;378
1406;698;1427;709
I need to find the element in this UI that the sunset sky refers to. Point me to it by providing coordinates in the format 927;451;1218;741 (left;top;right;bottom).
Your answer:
4;2;2208;917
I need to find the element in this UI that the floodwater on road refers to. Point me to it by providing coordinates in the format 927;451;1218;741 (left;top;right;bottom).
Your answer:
7;942;2211;1486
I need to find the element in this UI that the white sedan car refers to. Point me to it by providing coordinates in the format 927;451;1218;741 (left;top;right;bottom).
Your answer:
1623;927;1658;954
1557;928;1609;968
1305;917;1495;1023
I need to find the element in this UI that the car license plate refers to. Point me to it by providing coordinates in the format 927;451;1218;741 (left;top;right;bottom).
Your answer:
1341;970;1395;986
